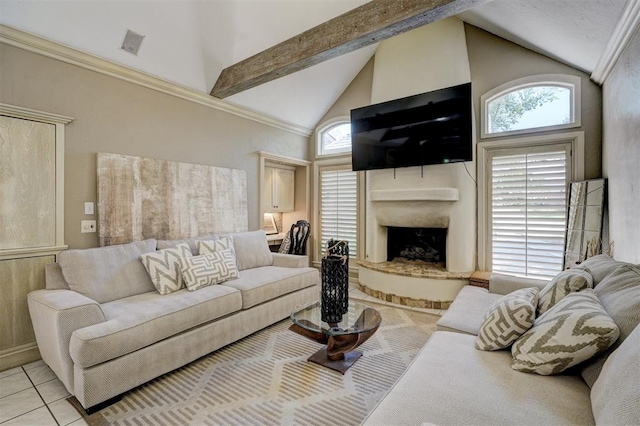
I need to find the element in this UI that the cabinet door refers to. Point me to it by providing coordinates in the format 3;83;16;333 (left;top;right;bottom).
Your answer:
274;168;295;212
263;166;275;210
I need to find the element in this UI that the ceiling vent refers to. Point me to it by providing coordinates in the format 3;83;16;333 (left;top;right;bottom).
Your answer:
121;29;145;55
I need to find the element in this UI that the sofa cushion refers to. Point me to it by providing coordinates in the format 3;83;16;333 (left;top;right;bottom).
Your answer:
436;286;502;335
537;268;593;315
157;234;219;255
363;331;594;425
58;239;157;304
179;250;239;291
140;243;192;295
69;285;242;368
581;264;640;387
574;254;626;286
225;230;273;271
221;266;319;309
45;263;70;290
512;290;619;375
590;324;640;425
475;287;538;351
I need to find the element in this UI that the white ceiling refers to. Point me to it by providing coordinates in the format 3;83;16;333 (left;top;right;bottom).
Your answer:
460;0;627;74
0;0;628;131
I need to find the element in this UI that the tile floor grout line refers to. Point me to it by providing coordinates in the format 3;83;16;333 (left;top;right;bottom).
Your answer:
22;365;61;426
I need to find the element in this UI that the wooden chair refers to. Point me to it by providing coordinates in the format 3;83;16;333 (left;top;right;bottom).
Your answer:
286;220;310;255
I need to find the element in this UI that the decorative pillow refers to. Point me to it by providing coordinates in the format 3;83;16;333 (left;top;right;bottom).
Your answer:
511;290;619;375
537;268;593;315
223;230;273;271
140;243;192;295
157;234;219;255
197;236;236;257
475;287;539;351
179;249;238;291
278;232;292;254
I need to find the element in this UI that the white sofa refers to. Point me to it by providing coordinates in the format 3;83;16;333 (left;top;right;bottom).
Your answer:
28;231;319;410
365;255;639;425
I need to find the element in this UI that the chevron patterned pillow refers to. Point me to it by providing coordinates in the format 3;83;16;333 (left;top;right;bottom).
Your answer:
538;268;593;315
197;236;236;257
179;248;239;291
475;287;539;351
512;289;619;375
140;243;192;295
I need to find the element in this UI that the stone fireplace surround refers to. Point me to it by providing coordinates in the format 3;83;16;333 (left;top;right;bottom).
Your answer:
356;18;477;308
358;185;473;306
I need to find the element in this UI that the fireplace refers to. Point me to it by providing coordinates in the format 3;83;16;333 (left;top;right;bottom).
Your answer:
387;227;447;267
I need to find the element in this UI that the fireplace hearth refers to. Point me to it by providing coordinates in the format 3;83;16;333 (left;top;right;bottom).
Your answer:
387;227;447;266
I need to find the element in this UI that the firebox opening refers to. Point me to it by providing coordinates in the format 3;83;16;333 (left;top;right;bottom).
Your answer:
387;227;447;267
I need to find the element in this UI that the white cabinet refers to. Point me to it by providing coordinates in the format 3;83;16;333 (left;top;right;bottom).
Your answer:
263;166;295;212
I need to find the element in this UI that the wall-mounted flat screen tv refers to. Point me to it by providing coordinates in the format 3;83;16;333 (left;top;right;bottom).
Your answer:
351;82;472;171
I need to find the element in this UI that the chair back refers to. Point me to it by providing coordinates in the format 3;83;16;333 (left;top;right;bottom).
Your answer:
288;220;310;255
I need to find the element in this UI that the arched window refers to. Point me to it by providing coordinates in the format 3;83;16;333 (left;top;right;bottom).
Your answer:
317;118;352;157
481;75;581;138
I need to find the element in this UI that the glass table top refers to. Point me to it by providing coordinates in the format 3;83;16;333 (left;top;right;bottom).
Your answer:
290;300;381;337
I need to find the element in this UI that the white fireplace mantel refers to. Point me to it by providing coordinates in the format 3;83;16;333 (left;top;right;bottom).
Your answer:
370;188;459;202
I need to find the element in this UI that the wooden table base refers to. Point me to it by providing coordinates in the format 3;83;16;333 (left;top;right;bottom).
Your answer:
307;347;362;374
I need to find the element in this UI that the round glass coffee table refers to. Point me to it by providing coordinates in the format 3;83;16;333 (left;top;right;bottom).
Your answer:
289;300;382;374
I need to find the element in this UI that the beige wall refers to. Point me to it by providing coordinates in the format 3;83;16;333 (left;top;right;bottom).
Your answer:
0;43;309;249
465;24;603;179
602;28;640;263
316;57;375;129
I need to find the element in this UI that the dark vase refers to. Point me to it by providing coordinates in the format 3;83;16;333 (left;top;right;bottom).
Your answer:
321;240;349;324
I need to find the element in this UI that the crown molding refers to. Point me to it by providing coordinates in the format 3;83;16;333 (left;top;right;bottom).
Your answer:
591;0;640;84
0;24;313;137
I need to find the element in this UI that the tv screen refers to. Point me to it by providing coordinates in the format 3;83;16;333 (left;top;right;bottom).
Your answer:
351;82;472;171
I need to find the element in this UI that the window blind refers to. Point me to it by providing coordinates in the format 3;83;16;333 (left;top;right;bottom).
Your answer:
490;148;568;280
320;168;357;258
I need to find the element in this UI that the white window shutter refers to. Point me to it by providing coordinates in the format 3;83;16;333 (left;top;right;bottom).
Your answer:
320;168;357;258
490;148;568;280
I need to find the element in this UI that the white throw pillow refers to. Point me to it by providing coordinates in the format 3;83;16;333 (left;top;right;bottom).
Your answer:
538;268;593;315
140;242;192;295
512;289;619;375
475;287;539;351
179;249;238;291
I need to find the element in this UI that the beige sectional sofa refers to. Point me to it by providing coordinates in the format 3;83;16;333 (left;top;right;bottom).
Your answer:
28;231;320;410
365;255;639;425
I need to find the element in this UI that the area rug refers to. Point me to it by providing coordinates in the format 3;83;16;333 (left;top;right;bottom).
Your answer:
90;302;437;425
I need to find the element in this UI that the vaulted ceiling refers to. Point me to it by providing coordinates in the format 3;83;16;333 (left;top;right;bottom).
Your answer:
0;0;628;131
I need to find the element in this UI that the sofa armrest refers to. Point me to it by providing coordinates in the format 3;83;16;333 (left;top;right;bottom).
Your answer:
272;253;309;268
28;289;106;393
489;273;548;295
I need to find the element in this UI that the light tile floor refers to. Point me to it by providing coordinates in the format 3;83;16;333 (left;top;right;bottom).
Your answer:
0;284;440;425
0;361;86;426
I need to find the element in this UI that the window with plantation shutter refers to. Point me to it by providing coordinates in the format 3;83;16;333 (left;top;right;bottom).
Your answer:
319;166;357;258
489;143;571;280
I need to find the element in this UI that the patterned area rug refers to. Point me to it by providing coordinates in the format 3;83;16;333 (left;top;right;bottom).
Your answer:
92;302;437;425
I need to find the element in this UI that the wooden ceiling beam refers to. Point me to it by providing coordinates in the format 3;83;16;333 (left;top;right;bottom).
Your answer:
210;0;487;98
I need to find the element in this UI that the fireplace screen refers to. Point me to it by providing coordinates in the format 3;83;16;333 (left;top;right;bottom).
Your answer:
387;227;447;265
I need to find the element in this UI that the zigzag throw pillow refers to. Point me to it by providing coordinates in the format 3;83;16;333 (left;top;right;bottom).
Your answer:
179;248;239;291
538;268;593;315
512;289;619;375
475;287;539;351
140;242;192;295
197;236;236;257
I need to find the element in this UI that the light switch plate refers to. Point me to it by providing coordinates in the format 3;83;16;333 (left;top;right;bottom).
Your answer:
81;220;97;233
84;202;94;215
